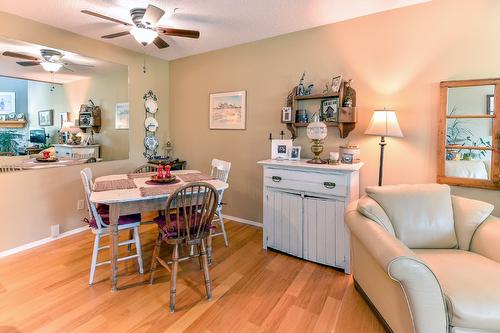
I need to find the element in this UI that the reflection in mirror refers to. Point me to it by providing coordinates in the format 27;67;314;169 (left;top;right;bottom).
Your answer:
445;86;493;180
0;36;128;173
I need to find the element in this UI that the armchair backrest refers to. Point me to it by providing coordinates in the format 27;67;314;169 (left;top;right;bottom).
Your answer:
364;184;457;249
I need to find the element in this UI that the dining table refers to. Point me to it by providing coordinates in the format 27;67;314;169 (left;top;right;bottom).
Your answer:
89;169;229;291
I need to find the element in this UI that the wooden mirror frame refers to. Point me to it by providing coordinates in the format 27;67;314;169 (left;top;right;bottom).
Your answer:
438;78;500;190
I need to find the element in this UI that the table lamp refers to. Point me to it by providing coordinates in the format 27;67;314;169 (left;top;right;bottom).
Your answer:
364;109;403;186
306;113;328;164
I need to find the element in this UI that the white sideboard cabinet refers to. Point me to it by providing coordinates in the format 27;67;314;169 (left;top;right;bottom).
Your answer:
257;159;363;273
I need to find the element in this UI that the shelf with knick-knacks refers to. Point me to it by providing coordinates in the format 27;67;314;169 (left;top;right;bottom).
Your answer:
282;75;358;139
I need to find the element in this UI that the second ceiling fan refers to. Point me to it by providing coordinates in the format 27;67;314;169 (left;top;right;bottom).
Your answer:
82;4;200;49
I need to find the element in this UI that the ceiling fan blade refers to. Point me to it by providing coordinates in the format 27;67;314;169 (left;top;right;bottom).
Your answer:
3;51;39;61
157;27;200;39
62;66;74;72
153;36;169;49
81;10;132;26
142;5;165;26
16;61;41;66
101;31;130;39
64;62;94;67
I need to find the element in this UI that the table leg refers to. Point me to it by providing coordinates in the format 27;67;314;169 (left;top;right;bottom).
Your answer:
109;203;120;291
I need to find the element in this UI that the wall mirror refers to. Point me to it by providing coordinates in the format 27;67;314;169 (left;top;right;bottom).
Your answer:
0;36;128;172
438;79;499;189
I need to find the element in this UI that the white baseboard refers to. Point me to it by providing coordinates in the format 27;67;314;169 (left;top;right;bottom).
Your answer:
0;226;89;258
222;214;262;228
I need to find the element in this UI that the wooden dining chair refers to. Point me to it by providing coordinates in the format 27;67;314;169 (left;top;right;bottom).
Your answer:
149;182;219;313
80;167;144;285
133;164;159;173
210;159;231;246
0;165;23;173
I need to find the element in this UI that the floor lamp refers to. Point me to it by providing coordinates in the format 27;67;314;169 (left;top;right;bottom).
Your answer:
364;110;403;186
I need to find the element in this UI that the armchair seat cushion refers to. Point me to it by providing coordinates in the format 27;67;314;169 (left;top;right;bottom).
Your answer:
415;249;500;330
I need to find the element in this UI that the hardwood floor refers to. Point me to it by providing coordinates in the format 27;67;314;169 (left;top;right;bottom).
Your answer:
0;220;386;333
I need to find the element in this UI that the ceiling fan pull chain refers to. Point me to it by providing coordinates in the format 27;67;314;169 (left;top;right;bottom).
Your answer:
143;53;147;74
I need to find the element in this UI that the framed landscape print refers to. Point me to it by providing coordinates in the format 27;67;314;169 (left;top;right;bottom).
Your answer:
209;91;246;129
115;102;129;129
0;92;15;114
38;109;54;126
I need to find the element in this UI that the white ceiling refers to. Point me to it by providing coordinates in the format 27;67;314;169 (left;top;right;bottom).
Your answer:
0;37;126;84
0;0;429;61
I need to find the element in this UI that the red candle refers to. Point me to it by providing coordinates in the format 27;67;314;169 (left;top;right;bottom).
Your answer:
157;165;164;179
165;165;171;178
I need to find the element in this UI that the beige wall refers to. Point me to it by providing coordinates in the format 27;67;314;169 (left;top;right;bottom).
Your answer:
63;70;129;161
170;0;499;223
0;12;169;252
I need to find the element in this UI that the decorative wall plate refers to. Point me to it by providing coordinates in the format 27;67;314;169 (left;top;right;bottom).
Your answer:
144;117;159;132
144;135;159;151
144;97;158;114
16;113;24;120
8;113;16;120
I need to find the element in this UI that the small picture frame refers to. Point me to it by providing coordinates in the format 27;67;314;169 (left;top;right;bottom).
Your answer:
38;109;54;126
281;107;292;123
487;94;494;115
289;146;301;160
321;98;339;122
115;102;129;129
271;139;292;160
341;152;353;164
331;75;342;93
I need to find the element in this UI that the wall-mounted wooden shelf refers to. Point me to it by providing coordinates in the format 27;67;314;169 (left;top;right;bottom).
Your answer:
284;82;358;139
0;120;26;128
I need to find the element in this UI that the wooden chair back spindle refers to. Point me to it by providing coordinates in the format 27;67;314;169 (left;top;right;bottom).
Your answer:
133;164;159;173
164;182;218;244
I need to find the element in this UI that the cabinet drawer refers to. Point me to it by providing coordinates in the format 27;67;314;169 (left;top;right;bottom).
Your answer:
264;168;347;197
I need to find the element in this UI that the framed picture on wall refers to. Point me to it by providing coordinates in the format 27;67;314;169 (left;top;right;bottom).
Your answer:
487;94;494;115
115;102;129;129
38;109;54;126
209;91;246;130
0;92;15;114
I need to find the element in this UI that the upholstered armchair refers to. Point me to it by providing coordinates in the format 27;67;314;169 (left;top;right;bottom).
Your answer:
345;184;500;333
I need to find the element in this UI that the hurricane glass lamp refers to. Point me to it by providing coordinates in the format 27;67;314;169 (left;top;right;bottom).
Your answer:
306;115;328;164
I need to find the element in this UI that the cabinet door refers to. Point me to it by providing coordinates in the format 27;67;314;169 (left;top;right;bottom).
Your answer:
263;189;303;257
303;196;345;268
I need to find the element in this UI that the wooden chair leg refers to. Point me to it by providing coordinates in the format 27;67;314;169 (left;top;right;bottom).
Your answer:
207;232;213;265
197;244;203;270
89;234;100;285
170;243;179;313
134;226;144;274
200;238;212;300
127;228;134;252
149;233;162;284
218;210;229;247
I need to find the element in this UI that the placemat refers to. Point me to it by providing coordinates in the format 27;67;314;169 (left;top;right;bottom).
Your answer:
93;179;137;192
177;172;215;182
140;182;183;197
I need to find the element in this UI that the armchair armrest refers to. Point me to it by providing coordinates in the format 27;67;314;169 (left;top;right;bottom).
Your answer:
470;215;500;264
346;202;448;333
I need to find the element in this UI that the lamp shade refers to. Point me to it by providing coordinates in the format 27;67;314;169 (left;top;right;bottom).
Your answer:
364;110;403;138
41;61;62;73
130;27;158;45
60;121;74;132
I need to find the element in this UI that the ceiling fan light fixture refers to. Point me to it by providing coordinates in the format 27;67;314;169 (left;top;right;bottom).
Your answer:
41;61;62;72
130;26;158;45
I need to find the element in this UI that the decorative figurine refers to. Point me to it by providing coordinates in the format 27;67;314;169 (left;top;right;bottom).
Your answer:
322;82;330;94
297;72;306;96
304;84;314;95
343;79;353;107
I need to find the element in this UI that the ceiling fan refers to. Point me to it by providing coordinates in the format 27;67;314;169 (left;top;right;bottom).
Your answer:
81;4;200;49
2;49;93;73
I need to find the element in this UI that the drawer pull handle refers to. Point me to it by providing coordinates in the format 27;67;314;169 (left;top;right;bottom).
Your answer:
324;182;336;189
272;176;282;182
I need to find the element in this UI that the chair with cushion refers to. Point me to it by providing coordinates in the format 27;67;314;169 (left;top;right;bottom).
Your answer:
149;182;219;313
345;183;500;333
80;167;144;285
210;158;231;246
